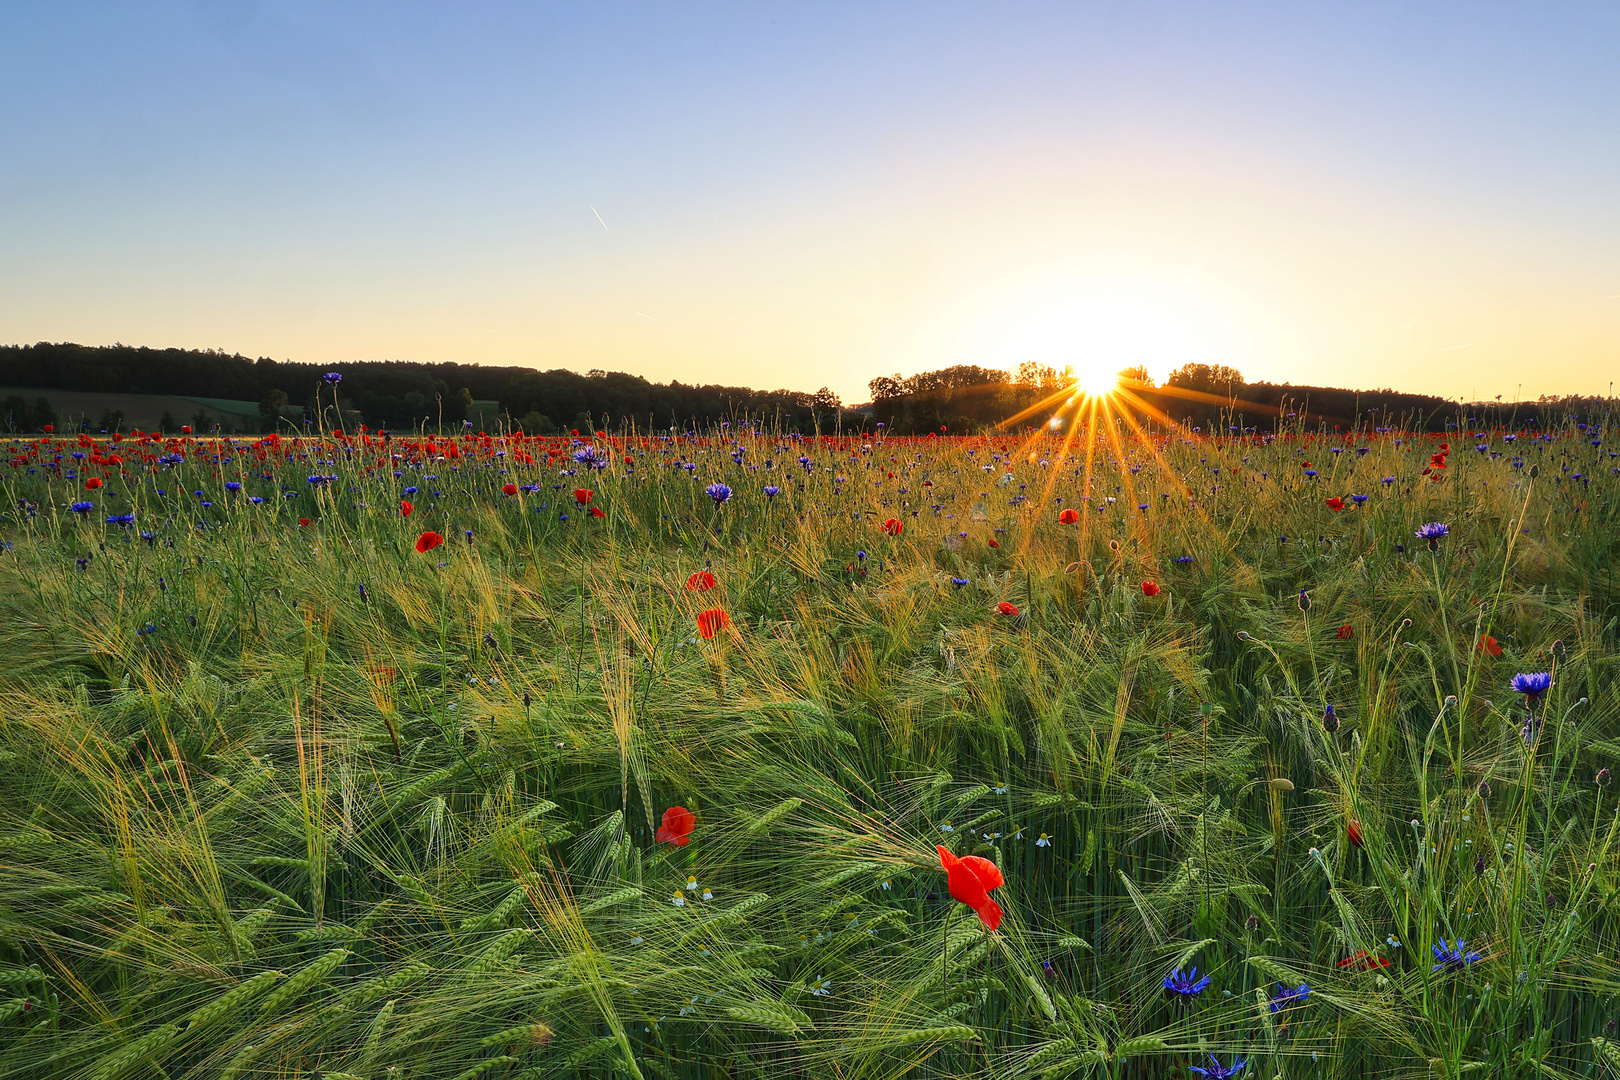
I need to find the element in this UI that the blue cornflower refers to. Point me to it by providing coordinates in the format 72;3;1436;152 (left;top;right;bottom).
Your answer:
950;576;969;588
105;513;135;526
1303;469;1318;477
323;372;342;385
404;485;418;495
1350;493;1368;503
1382;476;1395;484
1269;982;1310;1012
1162;967;1212;999
573;445;608;469
70;501;95;514
1189;1056;1248;1079
705;483;733;504
1415;521;1449;540
249;496;264;504
1510;672;1552;700
224;481;242;492
1175;555;1194;564
1430;938;1480;972
307;474;331;485
763;485;780;497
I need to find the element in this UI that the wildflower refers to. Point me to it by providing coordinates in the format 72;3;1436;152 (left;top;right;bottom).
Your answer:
1416;521;1449;550
1035;833;1051;847
881;518;903;535
1325;496;1344;511
763;485;780;497
1476;634;1503;657
686;875;699;891
939;821;953;833
574;488;594;504
686;570;717;591
705;482;733;503
84;476;102;489
1336;623;1353;640
808;977;832;996
936;844;1005;930
1269;982;1310;1012
1431;938;1480;972
323;372;343;385
1510;672;1552;702
70;501;95;514
1347;819;1364;847
670;891;686;907
106;512;135;526
1335;950;1390;971
1599;767;1612;787
415;531;445;553
996;601;1020;616
696;609;730;639
1323;704;1340;733
1188;1055;1247;1079
1058;508;1079;524
1297;589;1311;612
987;538;999;548
701;886;713;900
400;499;413;516
1474;854;1486;875
1142;581;1160;597
1175;555;1194;564
1350;493;1368;503
502;483;518;495
298;517;311;527
880;880;892;890
656;806;696;846
1162;967;1212;999
589;506;606;518
950;576;969;588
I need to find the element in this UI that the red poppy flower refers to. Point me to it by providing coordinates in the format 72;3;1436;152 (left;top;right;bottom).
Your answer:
42;424;53;434
415;531;445;553
574;488;594;504
400;499;413;517
502;483;518;496
1476;634;1503;657
181;426;192;435
1336;623;1354;640
881;518;903;536
84;477;102;489
696;608;730;639
656;805;696;846
1057;508;1079;524
1347;819;1364;848
996;601;1020;616
987;539;999;548
686;571;717;592
937;845;1004;930
1325;497;1345;511
1336;950;1390;971
589;506;606;518
1141;581;1160;597
298;517;311;527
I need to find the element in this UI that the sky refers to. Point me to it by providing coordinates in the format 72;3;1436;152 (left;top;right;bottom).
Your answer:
2;2;1618;405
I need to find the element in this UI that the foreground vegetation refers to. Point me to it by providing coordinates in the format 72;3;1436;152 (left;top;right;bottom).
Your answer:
2;410;1618;1079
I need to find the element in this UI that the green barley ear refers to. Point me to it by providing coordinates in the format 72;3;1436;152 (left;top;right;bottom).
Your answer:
85;1023;180;1080
257;947;349;1015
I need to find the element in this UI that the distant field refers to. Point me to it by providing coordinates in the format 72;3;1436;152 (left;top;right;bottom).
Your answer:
0;388;503;432
0;387;266;432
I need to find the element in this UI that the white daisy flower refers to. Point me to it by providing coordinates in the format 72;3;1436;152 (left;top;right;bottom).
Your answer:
686;875;699;891
670;892;686;907
808;977;832;996
1036;832;1052;847
940;821;954;833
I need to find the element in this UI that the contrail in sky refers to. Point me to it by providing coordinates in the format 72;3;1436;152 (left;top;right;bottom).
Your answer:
590;204;609;230
635;312;661;323
1438;341;1485;352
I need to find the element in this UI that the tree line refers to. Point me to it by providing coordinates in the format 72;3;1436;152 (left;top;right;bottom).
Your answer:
2;341;1609;436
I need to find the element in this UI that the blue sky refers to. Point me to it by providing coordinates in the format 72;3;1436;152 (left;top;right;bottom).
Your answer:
3;2;1618;402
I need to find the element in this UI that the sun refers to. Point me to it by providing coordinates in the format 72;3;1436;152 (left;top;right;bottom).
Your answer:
979;284;1226;397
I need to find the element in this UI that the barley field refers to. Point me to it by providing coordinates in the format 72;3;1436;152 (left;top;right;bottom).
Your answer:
2;412;1617;1080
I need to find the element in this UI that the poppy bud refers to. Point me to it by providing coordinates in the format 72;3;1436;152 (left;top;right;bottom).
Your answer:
1598;767;1612;787
1323;705;1339;733
1551;639;1567;661
1298;589;1311;612
1245;914;1259;932
1347;819;1364;848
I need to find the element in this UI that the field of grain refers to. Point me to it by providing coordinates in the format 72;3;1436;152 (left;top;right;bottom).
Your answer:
1;414;1616;1080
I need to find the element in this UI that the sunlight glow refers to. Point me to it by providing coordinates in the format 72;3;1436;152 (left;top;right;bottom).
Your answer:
982;286;1227;397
